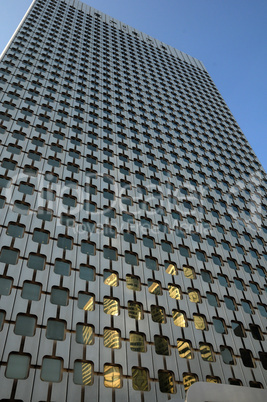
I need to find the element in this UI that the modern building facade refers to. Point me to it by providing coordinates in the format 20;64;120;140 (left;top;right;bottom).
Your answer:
0;0;266;401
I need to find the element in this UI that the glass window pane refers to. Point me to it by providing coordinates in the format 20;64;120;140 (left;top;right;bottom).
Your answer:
158;370;176;394
76;324;94;345
0;276;13;296
103;328;121;349
126;275;141;291
14;314;36;337
79;264;95;281
129;332;146;353
128;301;143;320
21;281;41;301
50;287;69;306
46;319;66;341
78;292;95;311
104;364;122;389
177;340;193;359
172;310;187;327
132;367;150;391
5;353;31;379
40;357;63;383
73;360;94;386
154;335;169;356
103;297;120;316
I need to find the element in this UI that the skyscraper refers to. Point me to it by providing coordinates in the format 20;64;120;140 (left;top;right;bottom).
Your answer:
0;0;266;401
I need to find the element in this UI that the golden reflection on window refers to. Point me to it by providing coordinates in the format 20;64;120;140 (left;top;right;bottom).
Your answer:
200;343;215;362
158;370;176;394
183;266;196;279
128;301;143;320
103;297;120;316
132;367;150;391
148;280;162;295
83;296;94;311
104;328;121;349
154;335;170;356
73;360;94;386
103;270;118;287
81;362;93;385
104;364;122;389
82;325;94;345
177;340;193;359
168;284;182;300
193;314;207;330
129;332;146;352
151;305;166;323
172;310;187;327
206;375;221;383
165;263;177;275
126;274;141;291
188;289;201;303
183;373;198;392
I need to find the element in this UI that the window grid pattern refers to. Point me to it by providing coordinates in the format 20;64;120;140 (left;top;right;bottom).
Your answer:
0;0;266;400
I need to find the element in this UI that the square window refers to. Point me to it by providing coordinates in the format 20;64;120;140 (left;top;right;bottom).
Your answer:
148;280;162;295
103;246;118;261
125;251;138;266
145;256;158;271
183;266;195;279
37;207;53;221
79;264;95;281
13;201;30;215
32;229;49;244
103;297;120;316
5;353;31;379
57;234;73;250
220;346;235;365
0;247;19;265
104;364;122;389
200;343;215;362
193;314;207;330
104;328;121;349
54;259;71;276
130;332;146;352
158;370;176;394
21;281;41;301
177;339;193;359
154;335;169;356
0;276;13;296
165;262;178;275
81;240;95;255
76;323;94;345
168;284;182;300
213;317;227;334
50;287;69;306
183;373;198;392
126;275;141;291
40;356;63;383
27;253;46;271
151;305;166;323
73;360;94;386
6;223;25;238
46;319;66;341
132;367;150;391
188;289;201;303
103;270;119;287
172;310;187;327
78;292;94;311
14;314;36;337
103;225;117;238
128;301;143;320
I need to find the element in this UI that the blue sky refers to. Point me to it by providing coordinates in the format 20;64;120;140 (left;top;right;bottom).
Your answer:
1;0;266;171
